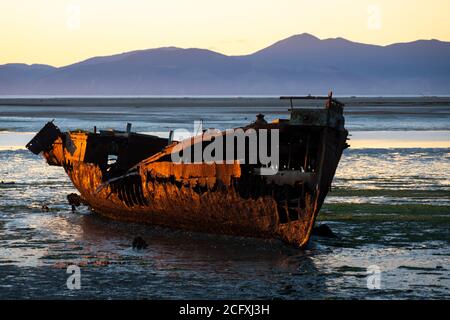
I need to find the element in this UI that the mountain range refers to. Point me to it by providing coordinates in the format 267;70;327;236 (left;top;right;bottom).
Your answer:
1;33;450;95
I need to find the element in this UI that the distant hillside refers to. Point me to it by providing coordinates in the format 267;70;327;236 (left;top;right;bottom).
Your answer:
1;33;450;95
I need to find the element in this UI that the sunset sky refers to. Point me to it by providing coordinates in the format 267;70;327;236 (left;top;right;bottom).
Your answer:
1;0;450;67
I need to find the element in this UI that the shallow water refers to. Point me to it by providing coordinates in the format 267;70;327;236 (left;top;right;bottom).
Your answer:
0;98;449;299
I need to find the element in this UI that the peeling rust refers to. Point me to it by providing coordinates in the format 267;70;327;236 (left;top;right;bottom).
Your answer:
26;93;348;248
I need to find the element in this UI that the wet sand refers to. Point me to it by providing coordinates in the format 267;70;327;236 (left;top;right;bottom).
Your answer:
0;97;449;299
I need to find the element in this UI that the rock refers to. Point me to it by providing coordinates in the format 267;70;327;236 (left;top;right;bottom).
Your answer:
132;236;148;250
67;193;82;206
0;181;15;185
279;284;295;295
67;193;82;211
312;224;338;238
41;205;50;212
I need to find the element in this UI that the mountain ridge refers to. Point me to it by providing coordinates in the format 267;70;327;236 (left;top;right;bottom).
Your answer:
1;34;449;95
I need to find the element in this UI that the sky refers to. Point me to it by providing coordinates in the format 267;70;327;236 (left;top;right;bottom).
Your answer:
1;0;450;67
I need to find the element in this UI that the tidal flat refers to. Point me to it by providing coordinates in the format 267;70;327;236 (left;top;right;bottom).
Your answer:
0;97;449;299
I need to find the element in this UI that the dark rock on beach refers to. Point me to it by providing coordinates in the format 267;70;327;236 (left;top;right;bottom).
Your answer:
0;181;15;185
312;224;338;238
132;236;148;250
67;193;83;211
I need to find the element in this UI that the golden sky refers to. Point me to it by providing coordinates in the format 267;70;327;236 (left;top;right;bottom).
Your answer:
1;0;449;67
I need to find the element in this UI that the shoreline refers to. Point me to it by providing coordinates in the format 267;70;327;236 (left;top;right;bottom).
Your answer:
1;96;450;107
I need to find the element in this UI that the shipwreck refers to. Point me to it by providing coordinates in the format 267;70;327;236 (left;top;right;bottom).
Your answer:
26;94;349;248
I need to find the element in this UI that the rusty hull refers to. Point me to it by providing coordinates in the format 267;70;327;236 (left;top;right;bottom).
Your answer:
26;96;348;248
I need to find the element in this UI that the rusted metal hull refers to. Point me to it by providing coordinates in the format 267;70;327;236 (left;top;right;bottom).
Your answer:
26;96;348;248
